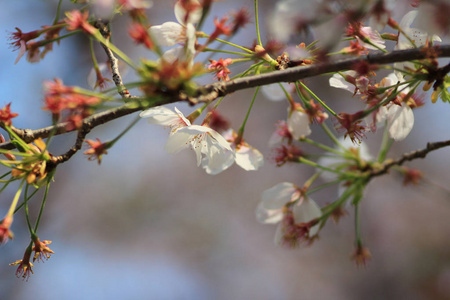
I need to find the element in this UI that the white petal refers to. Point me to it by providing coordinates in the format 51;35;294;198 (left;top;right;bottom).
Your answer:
160;47;185;63
329;71;359;94
260;182;297;212
139;106;190;128
201;144;234;175
150;22;185;47
235;145;264;171
262;83;290;101
287;110;311;139
164;128;192;154
174;0;202;25
292;197;322;236
387;104;414;141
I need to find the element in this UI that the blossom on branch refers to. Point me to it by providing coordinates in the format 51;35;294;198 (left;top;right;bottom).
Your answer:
140;106;234;175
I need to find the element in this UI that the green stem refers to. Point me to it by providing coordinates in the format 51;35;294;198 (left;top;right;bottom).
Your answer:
14;188;39;214
320;123;344;150
377;125;393;163
238;86;260;138
7;180;25;216
109;116;141;147
200;34;254;54
297;81;338;117
92;31;138;69
254;0;262;46
53;0;63;25
300;138;342;155
202;48;254;57
34;176;52;232
23;184;35;234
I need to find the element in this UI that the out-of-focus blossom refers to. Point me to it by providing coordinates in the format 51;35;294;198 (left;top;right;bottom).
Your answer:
84;138;109;164
261;83;291;101
369;73;415;141
394;10;442;73
317;137;372;182
0;103;19;126
129;23;154;50
118;0;153;11
369;0;395;32
287;105;311;140
256;182;322;246
0;216;14;244
65;10;97;35
416;1;450;36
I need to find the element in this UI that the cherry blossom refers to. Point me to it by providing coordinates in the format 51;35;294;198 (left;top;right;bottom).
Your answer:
394;10;442;74
140;106;234;175
370;73;415;141
256;182;322;246
261;83;291;101
150;0;201;47
287;106;311;140
166;125;234;175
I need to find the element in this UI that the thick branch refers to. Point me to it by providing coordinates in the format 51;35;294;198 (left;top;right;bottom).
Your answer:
368;139;450;178
194;45;450;102
1;45;450;152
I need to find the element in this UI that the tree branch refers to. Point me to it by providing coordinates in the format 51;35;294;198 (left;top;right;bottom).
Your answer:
1;45;450;152
368;139;450;178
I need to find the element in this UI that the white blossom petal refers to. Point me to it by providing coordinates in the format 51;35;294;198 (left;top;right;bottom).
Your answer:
262;83;290;101
235;145;264;171
150;22;185;47
256;182;297;224
287;110;311;139
174;0;202;25
386;104;414;141
292;198;322;236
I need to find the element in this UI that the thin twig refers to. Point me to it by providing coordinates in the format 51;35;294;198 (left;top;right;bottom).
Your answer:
94;20;131;99
368;139;450;178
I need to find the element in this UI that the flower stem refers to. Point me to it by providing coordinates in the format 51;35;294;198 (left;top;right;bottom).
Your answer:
7;180;25;217
254;0;262;46
297;81;338;117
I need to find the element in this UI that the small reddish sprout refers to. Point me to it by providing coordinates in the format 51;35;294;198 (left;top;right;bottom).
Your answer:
0;216;14;244
65;10;96;35
10;247;34;281
128;23;154;50
0;103;19;126
352;244;372;267
84;138;109;164
208;58;233;81
32;237;54;262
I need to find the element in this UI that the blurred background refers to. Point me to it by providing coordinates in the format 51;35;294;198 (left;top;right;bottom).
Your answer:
1;1;450;299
